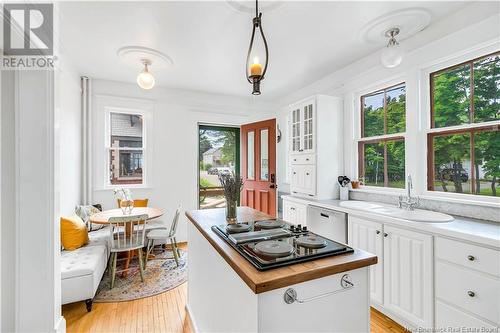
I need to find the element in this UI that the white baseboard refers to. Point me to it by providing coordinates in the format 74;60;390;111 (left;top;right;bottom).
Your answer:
185;304;198;333
54;316;66;333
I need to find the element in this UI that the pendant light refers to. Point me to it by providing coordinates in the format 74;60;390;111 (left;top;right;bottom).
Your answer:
137;59;155;90
245;0;269;95
380;28;404;68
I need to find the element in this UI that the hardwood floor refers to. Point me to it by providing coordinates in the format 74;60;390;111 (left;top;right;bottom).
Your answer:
63;244;405;333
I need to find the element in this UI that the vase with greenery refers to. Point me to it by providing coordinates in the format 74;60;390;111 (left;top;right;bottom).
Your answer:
219;173;243;223
113;188;134;214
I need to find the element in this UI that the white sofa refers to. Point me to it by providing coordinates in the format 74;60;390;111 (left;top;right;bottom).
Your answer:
61;221;165;312
61;227;111;312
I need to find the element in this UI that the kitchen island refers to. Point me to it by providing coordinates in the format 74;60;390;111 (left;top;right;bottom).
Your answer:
185;206;377;332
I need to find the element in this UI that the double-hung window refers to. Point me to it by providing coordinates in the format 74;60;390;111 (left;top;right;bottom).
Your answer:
358;83;406;188
108;111;145;186
428;52;499;197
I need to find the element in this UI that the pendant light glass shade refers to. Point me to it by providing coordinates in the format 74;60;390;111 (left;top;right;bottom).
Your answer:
137;61;155;90
380;28;404;68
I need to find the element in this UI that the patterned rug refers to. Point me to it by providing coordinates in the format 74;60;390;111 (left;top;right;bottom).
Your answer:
94;249;187;302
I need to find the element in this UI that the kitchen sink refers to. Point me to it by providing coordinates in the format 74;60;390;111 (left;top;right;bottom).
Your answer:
339;200;454;223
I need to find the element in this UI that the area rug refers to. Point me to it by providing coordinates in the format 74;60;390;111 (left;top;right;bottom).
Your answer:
94;249;187;302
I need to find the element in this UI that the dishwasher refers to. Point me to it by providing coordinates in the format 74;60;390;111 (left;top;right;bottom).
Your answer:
307;206;347;243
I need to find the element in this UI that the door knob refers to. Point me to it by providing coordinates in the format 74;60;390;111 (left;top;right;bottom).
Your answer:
383;233;388;237
467;255;475;261
467;291;475;297
376;230;381;235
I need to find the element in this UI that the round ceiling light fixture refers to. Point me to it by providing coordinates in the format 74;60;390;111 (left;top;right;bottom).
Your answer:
117;46;173;90
137;59;155;90
380;28;403;68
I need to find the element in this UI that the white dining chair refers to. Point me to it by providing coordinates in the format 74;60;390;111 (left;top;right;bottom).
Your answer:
108;214;148;289
145;206;181;267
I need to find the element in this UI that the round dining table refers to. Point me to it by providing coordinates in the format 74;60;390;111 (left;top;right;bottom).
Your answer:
89;207;165;276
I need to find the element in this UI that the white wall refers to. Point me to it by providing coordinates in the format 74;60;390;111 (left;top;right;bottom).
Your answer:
1;70;16;333
57;59;83;216
90;80;274;241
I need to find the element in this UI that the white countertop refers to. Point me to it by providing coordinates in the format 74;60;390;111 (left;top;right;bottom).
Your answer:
282;195;500;249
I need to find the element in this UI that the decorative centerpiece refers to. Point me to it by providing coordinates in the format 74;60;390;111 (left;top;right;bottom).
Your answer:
219;173;243;223
114;188;134;214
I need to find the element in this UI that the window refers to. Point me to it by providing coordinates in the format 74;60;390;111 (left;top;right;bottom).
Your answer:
428;52;499;197
108;112;144;185
198;125;240;209
359;83;406;188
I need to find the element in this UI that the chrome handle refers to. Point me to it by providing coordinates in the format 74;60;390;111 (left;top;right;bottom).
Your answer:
468;291;475;297
467;255;475;261
284;274;354;304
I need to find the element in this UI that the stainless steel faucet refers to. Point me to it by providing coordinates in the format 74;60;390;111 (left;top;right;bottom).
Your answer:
398;174;419;211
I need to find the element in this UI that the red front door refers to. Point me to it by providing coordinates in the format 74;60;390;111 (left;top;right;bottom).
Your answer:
241;119;277;217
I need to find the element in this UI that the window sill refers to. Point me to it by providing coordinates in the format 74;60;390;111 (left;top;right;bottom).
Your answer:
349;188;500;208
94;185;154;191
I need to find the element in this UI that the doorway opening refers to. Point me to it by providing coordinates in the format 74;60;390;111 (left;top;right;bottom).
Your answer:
198;124;240;209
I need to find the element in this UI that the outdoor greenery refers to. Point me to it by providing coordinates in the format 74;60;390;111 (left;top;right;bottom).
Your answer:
362;84;406;188
431;54;499;196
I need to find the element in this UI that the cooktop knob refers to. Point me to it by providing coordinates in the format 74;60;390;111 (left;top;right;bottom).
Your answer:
302;226;307;232
297;224;302;230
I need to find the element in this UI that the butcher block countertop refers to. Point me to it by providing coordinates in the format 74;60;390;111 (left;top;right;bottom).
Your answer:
185;206;377;294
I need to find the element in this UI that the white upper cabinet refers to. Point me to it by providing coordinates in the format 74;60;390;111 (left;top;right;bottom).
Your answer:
287;95;343;199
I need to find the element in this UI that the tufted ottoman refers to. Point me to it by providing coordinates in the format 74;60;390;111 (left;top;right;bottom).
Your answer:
61;244;108;312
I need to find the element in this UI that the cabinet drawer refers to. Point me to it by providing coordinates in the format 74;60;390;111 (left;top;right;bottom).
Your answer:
290;153;315;165
436;300;496;330
435;261;500;324
436;237;500;277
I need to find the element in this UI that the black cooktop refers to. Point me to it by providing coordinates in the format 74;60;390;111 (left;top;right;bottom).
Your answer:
211;219;354;271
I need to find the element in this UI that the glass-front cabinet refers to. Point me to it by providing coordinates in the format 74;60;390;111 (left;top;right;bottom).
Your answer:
289;99;315;154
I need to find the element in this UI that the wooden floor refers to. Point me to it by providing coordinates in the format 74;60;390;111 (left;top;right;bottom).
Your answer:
63;245;405;333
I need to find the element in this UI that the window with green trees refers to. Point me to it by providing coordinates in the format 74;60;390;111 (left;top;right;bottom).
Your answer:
359;83;406;188
428;52;499;197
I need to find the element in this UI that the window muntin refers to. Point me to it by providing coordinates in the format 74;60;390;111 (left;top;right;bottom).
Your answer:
359;83;406;189
431;53;499;128
428;52;500;197
108;112;144;186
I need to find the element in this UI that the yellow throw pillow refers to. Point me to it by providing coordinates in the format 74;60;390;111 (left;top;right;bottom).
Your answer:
61;215;89;250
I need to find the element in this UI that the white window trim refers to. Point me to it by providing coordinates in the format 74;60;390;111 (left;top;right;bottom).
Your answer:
354;78;407;192
104;106;151;189
418;44;500;206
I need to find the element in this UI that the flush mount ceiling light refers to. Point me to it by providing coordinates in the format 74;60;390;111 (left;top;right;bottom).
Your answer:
117;46;173;90
359;8;430;68
245;0;270;95
381;28;403;68
137;59;155;90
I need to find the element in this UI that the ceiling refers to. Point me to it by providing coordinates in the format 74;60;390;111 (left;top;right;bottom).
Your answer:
59;1;482;101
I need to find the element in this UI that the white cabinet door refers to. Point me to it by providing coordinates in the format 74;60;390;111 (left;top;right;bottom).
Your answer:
301;102;315;154
302;165;316;196
282;201;296;224
295;203;307;226
348;216;384;305
290;107;301;154
383;225;433;329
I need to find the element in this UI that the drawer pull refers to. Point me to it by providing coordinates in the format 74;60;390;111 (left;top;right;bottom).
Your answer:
467;255;475;261
306;173;310;176
293;158;297;161
467;291;475;297
290;207;296;211
306;158;309;161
